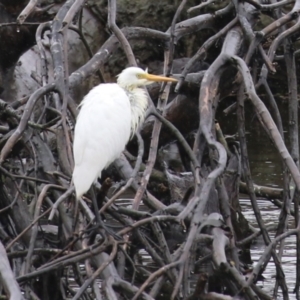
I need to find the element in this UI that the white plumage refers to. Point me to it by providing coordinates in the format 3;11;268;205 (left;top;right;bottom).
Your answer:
72;67;177;199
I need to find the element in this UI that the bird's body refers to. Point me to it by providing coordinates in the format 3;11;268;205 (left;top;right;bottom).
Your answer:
73;84;134;198
72;67;177;199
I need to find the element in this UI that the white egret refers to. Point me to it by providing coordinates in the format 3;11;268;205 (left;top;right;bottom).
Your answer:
72;67;177;199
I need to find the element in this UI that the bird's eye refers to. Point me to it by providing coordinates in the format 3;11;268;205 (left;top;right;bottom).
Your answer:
136;74;142;79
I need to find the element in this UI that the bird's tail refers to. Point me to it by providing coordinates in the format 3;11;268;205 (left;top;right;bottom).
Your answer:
73;165;98;199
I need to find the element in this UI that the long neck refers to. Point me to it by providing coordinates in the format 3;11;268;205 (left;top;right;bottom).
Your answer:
125;87;148;136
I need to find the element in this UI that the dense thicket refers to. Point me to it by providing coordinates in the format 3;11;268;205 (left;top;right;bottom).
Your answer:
0;0;299;299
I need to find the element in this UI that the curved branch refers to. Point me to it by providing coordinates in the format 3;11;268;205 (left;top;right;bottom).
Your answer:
0;83;56;163
234;55;300;191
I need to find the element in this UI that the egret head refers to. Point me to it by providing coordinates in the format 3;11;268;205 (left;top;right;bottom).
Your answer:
117;67;177;89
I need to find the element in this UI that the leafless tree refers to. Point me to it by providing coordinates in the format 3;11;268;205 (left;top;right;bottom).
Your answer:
0;0;299;299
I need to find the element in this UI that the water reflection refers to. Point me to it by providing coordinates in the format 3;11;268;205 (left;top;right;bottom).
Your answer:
241;198;296;299
229;100;297;298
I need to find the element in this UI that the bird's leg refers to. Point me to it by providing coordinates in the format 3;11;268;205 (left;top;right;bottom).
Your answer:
72;197;79;231
90;187;122;240
90;187;102;225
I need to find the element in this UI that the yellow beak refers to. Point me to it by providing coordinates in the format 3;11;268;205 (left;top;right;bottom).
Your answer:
142;73;178;82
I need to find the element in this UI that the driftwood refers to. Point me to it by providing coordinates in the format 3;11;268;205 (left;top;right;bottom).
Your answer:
0;0;299;299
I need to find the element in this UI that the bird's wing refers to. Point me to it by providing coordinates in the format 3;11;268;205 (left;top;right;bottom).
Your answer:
72;83;131;198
